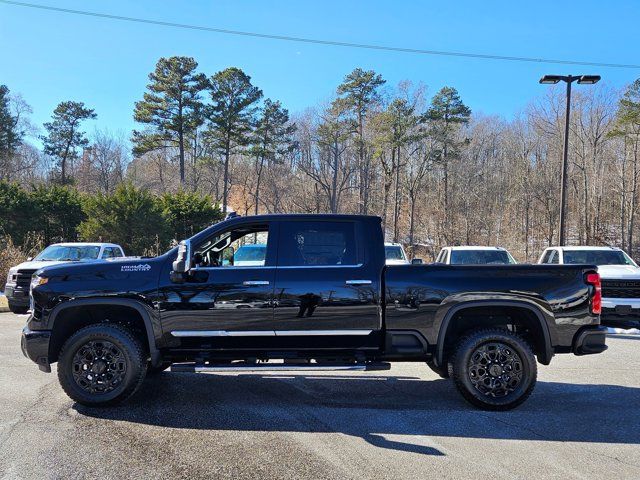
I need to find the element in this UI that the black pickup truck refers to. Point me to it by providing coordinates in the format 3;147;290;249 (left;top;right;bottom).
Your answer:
22;214;607;410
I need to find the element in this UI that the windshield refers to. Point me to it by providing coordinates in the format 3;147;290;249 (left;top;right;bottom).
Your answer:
385;246;405;260
450;250;515;265
35;245;101;261
563;249;637;266
235;245;266;262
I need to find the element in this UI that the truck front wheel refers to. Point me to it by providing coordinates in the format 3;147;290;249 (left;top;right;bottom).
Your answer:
57;324;147;407
450;328;537;411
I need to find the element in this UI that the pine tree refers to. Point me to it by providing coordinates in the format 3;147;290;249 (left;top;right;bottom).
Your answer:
42;101;96;184
206;67;262;213
0;85;24;171
133;56;207;185
424;87;470;215
250;99;296;215
335;68;385;213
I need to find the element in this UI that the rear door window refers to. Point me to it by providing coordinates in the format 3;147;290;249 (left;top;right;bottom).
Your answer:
277;221;358;266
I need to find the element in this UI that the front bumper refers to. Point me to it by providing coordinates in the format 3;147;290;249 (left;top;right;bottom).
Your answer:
5;285;30;307
21;326;51;372
573;326;608;355
601;298;640;328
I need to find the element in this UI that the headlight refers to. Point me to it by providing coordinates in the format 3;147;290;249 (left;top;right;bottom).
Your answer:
30;275;48;291
6;267;17;285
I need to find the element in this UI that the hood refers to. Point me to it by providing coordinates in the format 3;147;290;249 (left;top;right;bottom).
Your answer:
386;259;410;265
12;259;92;271
597;264;640;279
35;254;166;278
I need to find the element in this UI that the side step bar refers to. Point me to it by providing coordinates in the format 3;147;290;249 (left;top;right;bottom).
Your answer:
171;362;391;373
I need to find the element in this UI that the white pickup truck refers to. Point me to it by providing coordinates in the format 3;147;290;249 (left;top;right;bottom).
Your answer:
435;246;518;265
538;246;640;328
384;242;410;265
4;242;125;314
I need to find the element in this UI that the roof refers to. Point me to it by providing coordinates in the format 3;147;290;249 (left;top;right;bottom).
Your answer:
50;242;121;248
384;242;403;247
190;214;383;244
545;246;622;251
444;246;508;251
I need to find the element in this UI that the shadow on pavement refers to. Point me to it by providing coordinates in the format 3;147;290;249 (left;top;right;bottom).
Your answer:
76;373;640;456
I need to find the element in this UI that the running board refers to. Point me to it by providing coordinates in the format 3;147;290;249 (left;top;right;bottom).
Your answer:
171;362;391;373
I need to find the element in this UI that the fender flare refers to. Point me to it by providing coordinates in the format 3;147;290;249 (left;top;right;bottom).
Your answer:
435;299;553;366
47;297;160;364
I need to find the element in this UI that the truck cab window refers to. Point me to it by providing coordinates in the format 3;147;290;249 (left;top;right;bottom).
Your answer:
540;250;551;264
193;225;269;268
278;221;357;266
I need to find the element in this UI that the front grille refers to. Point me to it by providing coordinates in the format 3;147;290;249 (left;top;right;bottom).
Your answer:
601;279;640;298
15;269;37;288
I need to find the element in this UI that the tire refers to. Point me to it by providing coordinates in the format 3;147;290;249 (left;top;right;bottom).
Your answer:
450;328;537;411
57;324;147;407
426;359;450;379
9;303;29;315
147;361;172;375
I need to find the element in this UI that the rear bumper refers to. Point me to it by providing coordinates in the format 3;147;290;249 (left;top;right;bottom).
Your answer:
573;326;608;355
21;326;51;372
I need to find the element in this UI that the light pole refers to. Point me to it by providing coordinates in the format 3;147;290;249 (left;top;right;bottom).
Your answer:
539;74;601;246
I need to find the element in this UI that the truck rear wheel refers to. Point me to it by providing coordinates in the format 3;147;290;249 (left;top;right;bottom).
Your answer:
57;324;147;407
450;328;537;411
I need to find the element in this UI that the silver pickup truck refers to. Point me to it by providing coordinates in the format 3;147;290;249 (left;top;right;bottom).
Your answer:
5;242;125;314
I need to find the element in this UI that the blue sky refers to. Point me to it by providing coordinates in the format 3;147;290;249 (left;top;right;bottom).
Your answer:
1;0;639;141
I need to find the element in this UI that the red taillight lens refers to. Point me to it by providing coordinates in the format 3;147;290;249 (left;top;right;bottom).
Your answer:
586;272;601;315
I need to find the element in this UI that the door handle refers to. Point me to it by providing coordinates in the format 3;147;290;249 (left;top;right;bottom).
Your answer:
243;280;270;286
346;279;373;285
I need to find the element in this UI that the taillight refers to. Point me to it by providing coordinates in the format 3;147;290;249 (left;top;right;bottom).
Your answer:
586;272;601;315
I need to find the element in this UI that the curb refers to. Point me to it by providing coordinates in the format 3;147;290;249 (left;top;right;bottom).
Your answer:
0;294;9;313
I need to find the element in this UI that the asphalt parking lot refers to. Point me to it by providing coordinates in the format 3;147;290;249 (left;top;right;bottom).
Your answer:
1;312;639;479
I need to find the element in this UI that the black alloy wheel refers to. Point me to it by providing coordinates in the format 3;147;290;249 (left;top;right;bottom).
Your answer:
57;324;147;406
467;342;523;398
450;328;537;411
71;340;127;394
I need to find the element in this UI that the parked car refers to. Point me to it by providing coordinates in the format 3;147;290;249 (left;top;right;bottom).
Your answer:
538;246;640;328
5;242;124;314
23;214;605;410
435;246;517;265
384;242;410;265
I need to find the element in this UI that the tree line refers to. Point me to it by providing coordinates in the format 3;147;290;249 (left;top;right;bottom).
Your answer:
0;181;222;255
2;57;640;263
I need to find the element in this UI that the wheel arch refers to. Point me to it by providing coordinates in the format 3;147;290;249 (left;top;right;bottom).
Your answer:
436;299;553;366
47;298;160;365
